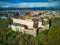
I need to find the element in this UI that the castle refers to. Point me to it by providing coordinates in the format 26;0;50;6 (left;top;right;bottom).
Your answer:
10;11;50;36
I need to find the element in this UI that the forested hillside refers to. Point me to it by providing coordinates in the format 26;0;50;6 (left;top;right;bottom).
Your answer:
0;17;60;45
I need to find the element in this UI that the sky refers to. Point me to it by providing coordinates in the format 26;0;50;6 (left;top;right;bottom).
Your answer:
0;0;60;9
0;0;49;3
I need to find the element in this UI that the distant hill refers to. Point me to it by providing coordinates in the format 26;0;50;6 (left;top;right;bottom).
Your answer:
0;7;60;11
